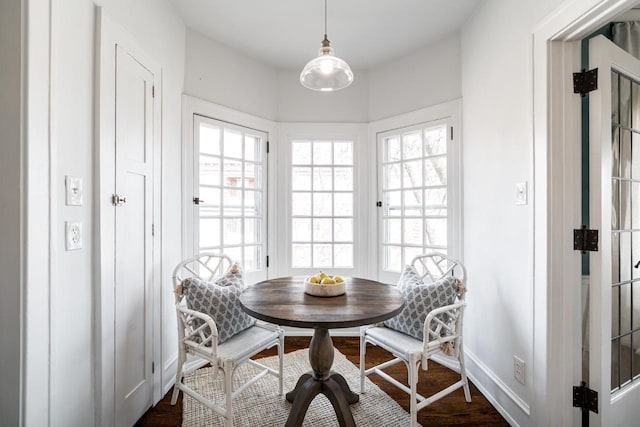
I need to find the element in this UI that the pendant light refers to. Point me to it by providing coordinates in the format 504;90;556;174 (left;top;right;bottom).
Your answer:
300;0;354;92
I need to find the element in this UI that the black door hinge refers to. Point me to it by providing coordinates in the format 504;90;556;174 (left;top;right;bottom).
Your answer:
152;85;155;98
152;362;155;374
574;226;598;253
266;141;270;154
376;201;382;207
573;68;598;97
266;256;269;268
573;381;598;427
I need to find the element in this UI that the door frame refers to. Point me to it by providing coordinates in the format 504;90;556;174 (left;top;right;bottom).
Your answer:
181;96;277;276
533;0;640;425
96;8;163;425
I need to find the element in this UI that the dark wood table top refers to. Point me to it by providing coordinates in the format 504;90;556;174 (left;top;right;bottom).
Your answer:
239;276;405;329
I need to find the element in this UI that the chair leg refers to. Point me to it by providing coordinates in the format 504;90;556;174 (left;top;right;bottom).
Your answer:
458;343;472;403
278;331;284;396
170;350;185;405
408;355;420;427
224;360;234;427
359;333;367;394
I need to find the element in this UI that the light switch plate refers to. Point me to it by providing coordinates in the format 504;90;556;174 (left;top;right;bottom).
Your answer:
515;182;528;205
65;221;82;251
66;175;83;206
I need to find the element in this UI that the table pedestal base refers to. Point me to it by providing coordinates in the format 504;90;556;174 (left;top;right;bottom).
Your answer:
284;327;359;427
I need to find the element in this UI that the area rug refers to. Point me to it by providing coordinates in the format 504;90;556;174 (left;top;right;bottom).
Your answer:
182;348;421;426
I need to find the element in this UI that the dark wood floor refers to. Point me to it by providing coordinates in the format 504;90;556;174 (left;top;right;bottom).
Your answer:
136;337;508;426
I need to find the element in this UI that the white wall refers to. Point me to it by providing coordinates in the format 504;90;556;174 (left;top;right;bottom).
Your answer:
184;30;279;121
276;70;369;122
184;30;461;124
45;0;185;425
0;1;23;425
460;0;565;425
368;35;461;122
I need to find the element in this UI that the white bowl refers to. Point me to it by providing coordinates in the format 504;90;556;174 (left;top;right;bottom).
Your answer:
304;279;346;297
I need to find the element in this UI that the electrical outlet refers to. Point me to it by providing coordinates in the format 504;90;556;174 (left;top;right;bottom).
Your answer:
66;221;82;251
514;355;525;384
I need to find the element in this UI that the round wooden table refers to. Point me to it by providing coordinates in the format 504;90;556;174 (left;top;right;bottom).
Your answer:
239;276;404;427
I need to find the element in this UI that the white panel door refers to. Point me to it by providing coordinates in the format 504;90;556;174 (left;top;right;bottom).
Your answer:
114;44;154;426
589;35;640;426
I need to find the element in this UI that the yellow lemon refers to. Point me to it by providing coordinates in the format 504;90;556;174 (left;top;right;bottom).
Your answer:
308;275;319;283
333;275;344;283
319;271;329;279
321;277;336;285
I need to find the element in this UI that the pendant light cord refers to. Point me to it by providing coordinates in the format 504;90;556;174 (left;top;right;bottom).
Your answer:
324;0;327;38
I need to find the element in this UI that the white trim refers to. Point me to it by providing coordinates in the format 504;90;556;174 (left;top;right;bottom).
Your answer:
181;96;276;279
162;354;179;396
532;0;640;425
152;71;164;406
433;351;530;425
16;0;53;424
95;9;163;425
368;100;462;284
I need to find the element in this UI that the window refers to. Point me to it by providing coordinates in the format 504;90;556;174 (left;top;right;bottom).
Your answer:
378;120;454;277
290;139;354;269
193;115;267;275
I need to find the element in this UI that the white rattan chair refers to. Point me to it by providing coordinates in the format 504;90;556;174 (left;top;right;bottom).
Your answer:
360;252;471;427
170;253;284;427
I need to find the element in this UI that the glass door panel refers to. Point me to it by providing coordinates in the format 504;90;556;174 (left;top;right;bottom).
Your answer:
378;120;450;282
194;115;267;283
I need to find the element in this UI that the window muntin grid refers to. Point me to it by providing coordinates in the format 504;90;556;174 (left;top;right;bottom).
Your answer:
196;119;265;272
290;140;354;268
381;124;448;273
610;71;640;393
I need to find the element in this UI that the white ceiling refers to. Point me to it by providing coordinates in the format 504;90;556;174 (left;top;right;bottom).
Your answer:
169;0;481;70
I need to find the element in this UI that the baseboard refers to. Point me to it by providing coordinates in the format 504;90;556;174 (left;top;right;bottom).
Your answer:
432;349;530;427
162;354;209;396
162;354;179;396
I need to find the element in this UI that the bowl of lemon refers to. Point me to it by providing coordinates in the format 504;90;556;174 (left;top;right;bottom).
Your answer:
304;272;346;297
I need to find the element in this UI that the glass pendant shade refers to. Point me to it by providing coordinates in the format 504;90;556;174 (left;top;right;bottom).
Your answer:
300;41;354;92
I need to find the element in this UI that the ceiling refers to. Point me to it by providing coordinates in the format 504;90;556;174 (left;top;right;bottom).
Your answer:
169;0;481;70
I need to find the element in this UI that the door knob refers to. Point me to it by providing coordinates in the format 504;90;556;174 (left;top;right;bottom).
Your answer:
112;194;127;206
193;197;205;205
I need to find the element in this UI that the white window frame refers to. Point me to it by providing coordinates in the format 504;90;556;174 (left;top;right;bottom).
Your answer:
369;100;462;284
274;123;370;278
182;96;277;283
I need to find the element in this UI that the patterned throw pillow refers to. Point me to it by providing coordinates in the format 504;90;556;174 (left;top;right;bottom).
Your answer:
181;267;255;345
384;265;460;341
214;263;246;290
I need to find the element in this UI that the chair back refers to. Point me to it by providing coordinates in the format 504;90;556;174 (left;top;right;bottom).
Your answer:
173;252;233;304
172;253;234;359
410;252;467;357
410;252;467;300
